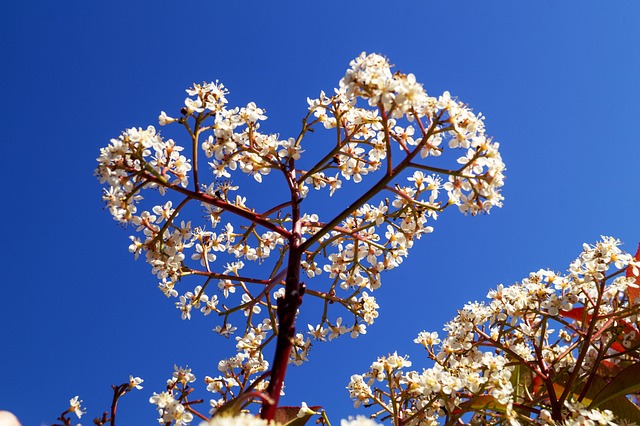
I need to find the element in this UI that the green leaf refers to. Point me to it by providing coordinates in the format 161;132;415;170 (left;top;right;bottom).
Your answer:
511;363;522;399
599;396;640;424
510;363;533;402
212;397;244;418
460;395;508;413
590;362;640;409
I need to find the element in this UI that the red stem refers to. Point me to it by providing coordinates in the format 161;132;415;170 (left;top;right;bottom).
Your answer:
110;384;127;426
261;169;304;420
141;173;292;239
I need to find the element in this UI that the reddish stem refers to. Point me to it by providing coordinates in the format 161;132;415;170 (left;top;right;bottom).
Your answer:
110;384;127;426
261;170;304;420
141;172;292;239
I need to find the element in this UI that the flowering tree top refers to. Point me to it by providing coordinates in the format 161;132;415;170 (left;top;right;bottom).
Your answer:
95;52;505;423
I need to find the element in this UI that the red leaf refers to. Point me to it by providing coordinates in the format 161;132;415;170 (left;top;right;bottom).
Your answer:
532;376;544;395
559;307;638;355
626;243;640;304
597;359;624;378
560;307;587;322
611;341;627;353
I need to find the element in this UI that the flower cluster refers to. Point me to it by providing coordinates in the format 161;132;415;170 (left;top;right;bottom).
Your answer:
198;413;381;426
350;237;640;425
150;391;195;425
54;376;143;426
200;413;274;426
205;320;272;413
149;366;198;425
95;52;505;418
541;401;617;426
96;125;192;223
306;52;504;215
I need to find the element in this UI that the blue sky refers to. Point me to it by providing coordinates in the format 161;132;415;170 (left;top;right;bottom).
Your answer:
1;1;639;425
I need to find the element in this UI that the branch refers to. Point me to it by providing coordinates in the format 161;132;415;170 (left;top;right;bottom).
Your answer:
141;173;292;239
299;117;440;253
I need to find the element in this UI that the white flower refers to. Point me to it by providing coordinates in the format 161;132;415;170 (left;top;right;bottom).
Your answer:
128;375;144;390
69;396;85;419
278;137;304;161
297;402;317;417
341;416;381;426
200;413;273;426
0;412;20;426
159;111;175;126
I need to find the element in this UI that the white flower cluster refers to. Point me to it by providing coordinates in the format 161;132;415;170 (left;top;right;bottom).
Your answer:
149;390;195;425
150;366;197;425
306;52;505;215
350;237;640;425
538;401;617;426
198;414;381;426
200;413;274;426
174;81;303;184
96;125;192;223
205;321;272;414
556;401;619;426
96;53;506;416
341;416;382;426
295;54;505;342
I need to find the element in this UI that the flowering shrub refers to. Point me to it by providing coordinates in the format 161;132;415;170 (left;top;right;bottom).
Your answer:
89;51;505;424
61;51;640;426
27;49;631;426
350;238;640;425
52;237;640;425
37;49;638;426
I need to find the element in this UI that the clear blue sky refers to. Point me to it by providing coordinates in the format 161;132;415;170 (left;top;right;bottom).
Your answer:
1;1;639;425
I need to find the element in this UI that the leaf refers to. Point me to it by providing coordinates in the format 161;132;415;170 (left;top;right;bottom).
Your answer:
212;397;244;418
596;360;624;379
560;307;588;322
608;319;639;354
558;307;638;355
558;375;640;423
274;406;321;426
533;376;577;403
599;396;640;424
510;362;537;418
590;362;640;409
511;363;528;400
459;395;508;413
532;375;543;395
626;243;640;304
534;370;640;422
